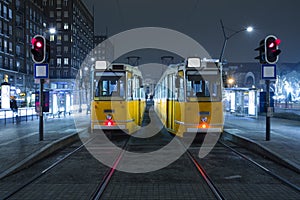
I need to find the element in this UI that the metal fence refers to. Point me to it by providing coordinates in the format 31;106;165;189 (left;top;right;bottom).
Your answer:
0;107;38;124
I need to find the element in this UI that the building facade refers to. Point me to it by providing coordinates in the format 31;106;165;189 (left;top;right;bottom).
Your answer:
0;0;94;111
0;0;46;107
43;0;94;114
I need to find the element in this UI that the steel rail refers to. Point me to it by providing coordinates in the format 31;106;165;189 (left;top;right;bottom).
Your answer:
185;149;226;200
2;136;95;199
90;134;130;200
219;140;300;193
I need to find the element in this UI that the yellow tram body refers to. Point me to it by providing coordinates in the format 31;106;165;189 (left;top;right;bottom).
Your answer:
91;62;145;134
154;58;224;137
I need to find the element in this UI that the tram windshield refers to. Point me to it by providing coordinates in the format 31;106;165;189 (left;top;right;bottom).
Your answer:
186;72;222;101
94;72;125;99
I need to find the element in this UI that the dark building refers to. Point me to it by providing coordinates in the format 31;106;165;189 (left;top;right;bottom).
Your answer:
0;0;46;107
0;0;94;111
44;0;94;82
93;35;114;62
42;0;94;113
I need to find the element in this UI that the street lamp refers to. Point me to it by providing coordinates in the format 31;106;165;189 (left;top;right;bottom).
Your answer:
227;77;235;87
49;27;56;34
219;20;253;66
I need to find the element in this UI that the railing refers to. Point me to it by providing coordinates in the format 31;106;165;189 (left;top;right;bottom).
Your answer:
0;105;89;125
0;107;38;124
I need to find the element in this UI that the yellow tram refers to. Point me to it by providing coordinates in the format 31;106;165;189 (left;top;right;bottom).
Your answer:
91;61;146;134
154;57;224;137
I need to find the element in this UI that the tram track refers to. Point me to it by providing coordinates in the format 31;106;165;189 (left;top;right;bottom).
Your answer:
185;148;226;200
0;130;131;200
218;140;300;193
95;132;223;200
185;136;300;199
1;136;95;200
90;132;130;200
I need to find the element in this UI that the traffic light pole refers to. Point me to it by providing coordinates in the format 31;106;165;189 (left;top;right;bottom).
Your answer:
265;79;271;141
255;35;281;141
39;79;44;141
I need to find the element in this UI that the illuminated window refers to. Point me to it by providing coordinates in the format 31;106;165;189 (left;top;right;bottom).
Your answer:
57;58;61;65
64;23;68;30
64;58;69;65
57;34;62;43
8;9;12;19
50;35;55;41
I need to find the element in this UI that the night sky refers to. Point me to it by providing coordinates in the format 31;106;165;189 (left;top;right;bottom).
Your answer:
83;0;300;63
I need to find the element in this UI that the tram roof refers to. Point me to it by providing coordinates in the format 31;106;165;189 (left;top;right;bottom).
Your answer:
94;61;143;76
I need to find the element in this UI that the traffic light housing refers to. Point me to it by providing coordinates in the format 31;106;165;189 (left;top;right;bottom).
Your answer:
255;39;265;64
265;35;281;64
255;35;281;64
31;35;46;63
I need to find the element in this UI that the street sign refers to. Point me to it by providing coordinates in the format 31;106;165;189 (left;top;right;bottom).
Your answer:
34;63;49;79
262;64;276;80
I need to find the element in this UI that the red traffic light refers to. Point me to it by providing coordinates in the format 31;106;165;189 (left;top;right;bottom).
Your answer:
31;35;46;63
36;41;43;48
268;39;281;48
268;42;274;48
265;35;281;64
32;38;44;48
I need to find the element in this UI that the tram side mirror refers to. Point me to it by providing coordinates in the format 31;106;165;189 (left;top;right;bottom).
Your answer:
175;76;180;88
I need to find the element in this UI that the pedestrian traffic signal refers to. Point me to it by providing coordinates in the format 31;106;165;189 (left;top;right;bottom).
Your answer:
31;35;46;63
265;35;281;64
255;39;266;64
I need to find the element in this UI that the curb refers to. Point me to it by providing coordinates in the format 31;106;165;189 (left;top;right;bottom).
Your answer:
222;130;300;174
0;129;86;180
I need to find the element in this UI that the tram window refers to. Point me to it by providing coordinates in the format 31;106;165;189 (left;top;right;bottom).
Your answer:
127;79;132;100
96;77;125;98
187;75;210;97
178;78;184;101
186;75;221;101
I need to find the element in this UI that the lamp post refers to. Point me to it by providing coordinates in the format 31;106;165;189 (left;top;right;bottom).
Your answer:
219;20;253;68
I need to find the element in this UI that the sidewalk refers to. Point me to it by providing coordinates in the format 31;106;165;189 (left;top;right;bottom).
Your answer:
223;112;300;173
0;113;90;179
